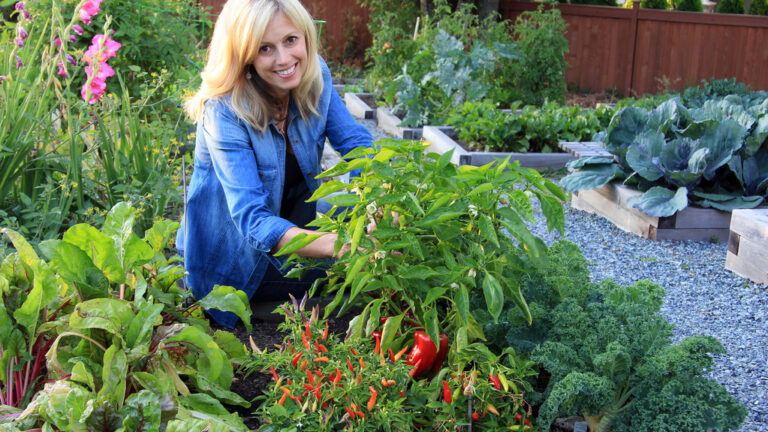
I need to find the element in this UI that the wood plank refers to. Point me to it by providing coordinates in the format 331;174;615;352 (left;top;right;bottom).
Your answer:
375;108;422;140
733;235;768;263
726;250;768;285
729;209;768;242
572;188;654;238
673;206;731;229
423;126;467;165
652;228;730;243
558;141;612;159
344;92;376;120
463;152;575;169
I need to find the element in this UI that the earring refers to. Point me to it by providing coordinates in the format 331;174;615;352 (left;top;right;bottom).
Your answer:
246;71;252;80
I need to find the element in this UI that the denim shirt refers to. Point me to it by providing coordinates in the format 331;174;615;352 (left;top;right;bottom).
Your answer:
176;57;372;327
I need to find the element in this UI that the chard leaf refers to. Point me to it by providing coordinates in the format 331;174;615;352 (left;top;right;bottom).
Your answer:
70;298;135;337
13;260;59;338
124;303;164;352
196;285;252;333
626;132;665;181
143;219;180;253
99;345;128;409
39;239;109;299
627;186;688;217
120;389;162;432
165;326;229;387
63;224;124;284
560;164;624;192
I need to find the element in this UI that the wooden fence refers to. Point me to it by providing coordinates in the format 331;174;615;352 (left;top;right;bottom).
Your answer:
500;0;768;96
198;0;768;95
198;0;371;66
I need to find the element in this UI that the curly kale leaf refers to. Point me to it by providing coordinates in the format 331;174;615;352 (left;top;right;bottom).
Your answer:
536;371;618;430
615;336;747;431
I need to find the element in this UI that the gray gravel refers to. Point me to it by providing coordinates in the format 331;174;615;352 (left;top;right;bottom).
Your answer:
356;119;768;431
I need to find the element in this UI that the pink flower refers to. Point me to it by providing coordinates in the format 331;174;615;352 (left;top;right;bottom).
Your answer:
14;37;24;48
0;76;8;83
18;27;28;39
57;58;67;77
14;1;24;10
66;54;76;66
83;34;121;63
81;34;120;104
72;24;84;35
78;0;102;25
15;55;22;69
54;37;61;47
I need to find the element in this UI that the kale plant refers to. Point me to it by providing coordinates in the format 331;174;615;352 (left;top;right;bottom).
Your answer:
473;241;747;432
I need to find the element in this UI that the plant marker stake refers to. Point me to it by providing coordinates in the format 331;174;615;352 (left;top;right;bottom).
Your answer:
468;393;473;432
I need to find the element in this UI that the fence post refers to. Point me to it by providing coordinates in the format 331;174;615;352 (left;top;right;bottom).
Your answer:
626;1;640;97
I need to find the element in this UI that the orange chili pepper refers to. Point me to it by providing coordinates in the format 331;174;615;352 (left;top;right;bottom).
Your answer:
300;358;308;370
333;367;342;385
317;342;328;353
322;322;329;340
359;357;366;369
314;356;329;362
270;366;279;383
367;386;378;411
394;345;409;361
381;377;389;387
307;369;315;385
347;358;355;372
291;352;303;367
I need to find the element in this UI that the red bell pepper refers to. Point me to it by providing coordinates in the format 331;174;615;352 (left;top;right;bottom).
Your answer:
430;334;450;374
405;330;438;378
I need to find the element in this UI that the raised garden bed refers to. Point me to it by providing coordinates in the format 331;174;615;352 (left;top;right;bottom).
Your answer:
343;92;376;120
571;182;733;242
423;125;575;169
726;208;768;285
376;107;422;139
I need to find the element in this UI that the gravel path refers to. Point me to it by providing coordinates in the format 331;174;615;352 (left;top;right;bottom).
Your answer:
356;118;767;431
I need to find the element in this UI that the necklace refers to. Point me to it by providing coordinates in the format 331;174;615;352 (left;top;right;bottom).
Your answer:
273;100;289;135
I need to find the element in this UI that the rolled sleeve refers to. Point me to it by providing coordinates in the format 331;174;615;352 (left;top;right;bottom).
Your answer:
201;102;295;253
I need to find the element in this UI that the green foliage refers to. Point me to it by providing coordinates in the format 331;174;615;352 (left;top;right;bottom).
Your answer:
717;0;746;12
749;0;768;14
557;0;618;5
243;297;536;430
561;87;768;216
641;0;670;9
674;0;703;12
384;1;520;127
683;77;749;105
473;240;746;432
0;203;251;431
513;4;569;106
448;100;611;153
281;140;565;359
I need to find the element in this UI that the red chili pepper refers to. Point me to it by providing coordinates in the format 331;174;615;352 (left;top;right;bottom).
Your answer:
489;373;502;391
394;345;409;361
405;331;438;378
381;377;389;387
270;366;279;383
307;369;315;385
305;320;311;340
389;348;395;362
300;358;308;370
442;380;452;403
322;322;329;340
367;386;378;410
355;410;364;418
472;412;480;421
333;367;342;385
399;390;405;398
346;407;355;418
372;331;382;355
515;414;531;426
347;358;355;372
409;359;423;378
350;346;359;356
302;333;310;349
317;342;328;353
430;334;450;374
291;352;303;367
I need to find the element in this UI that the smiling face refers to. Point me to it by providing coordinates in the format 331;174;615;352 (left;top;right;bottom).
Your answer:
252;11;307;101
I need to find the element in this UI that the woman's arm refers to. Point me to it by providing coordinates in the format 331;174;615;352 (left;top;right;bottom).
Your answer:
272;227;338;258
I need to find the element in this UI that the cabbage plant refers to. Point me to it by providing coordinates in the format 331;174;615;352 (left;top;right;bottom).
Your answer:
562;93;768;217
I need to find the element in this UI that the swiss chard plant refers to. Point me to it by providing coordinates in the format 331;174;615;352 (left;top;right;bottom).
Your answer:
447;100;611;153
0;202;252;431
562;90;768;217
278;139;565;366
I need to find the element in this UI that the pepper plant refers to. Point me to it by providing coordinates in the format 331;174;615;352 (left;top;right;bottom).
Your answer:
278;139;566;361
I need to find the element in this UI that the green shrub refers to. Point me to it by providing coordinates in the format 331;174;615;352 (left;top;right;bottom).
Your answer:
749;0;768;14
717;0;745;13
513;4;569;106
558;0;619;5
641;0;670;9
675;0;703;12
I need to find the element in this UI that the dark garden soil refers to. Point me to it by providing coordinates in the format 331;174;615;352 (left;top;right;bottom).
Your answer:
218;299;358;430
564;91;619;108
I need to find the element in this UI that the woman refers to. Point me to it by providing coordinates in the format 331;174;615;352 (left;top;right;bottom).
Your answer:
178;0;372;328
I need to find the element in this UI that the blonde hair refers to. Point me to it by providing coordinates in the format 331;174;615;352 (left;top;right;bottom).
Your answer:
185;0;322;133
